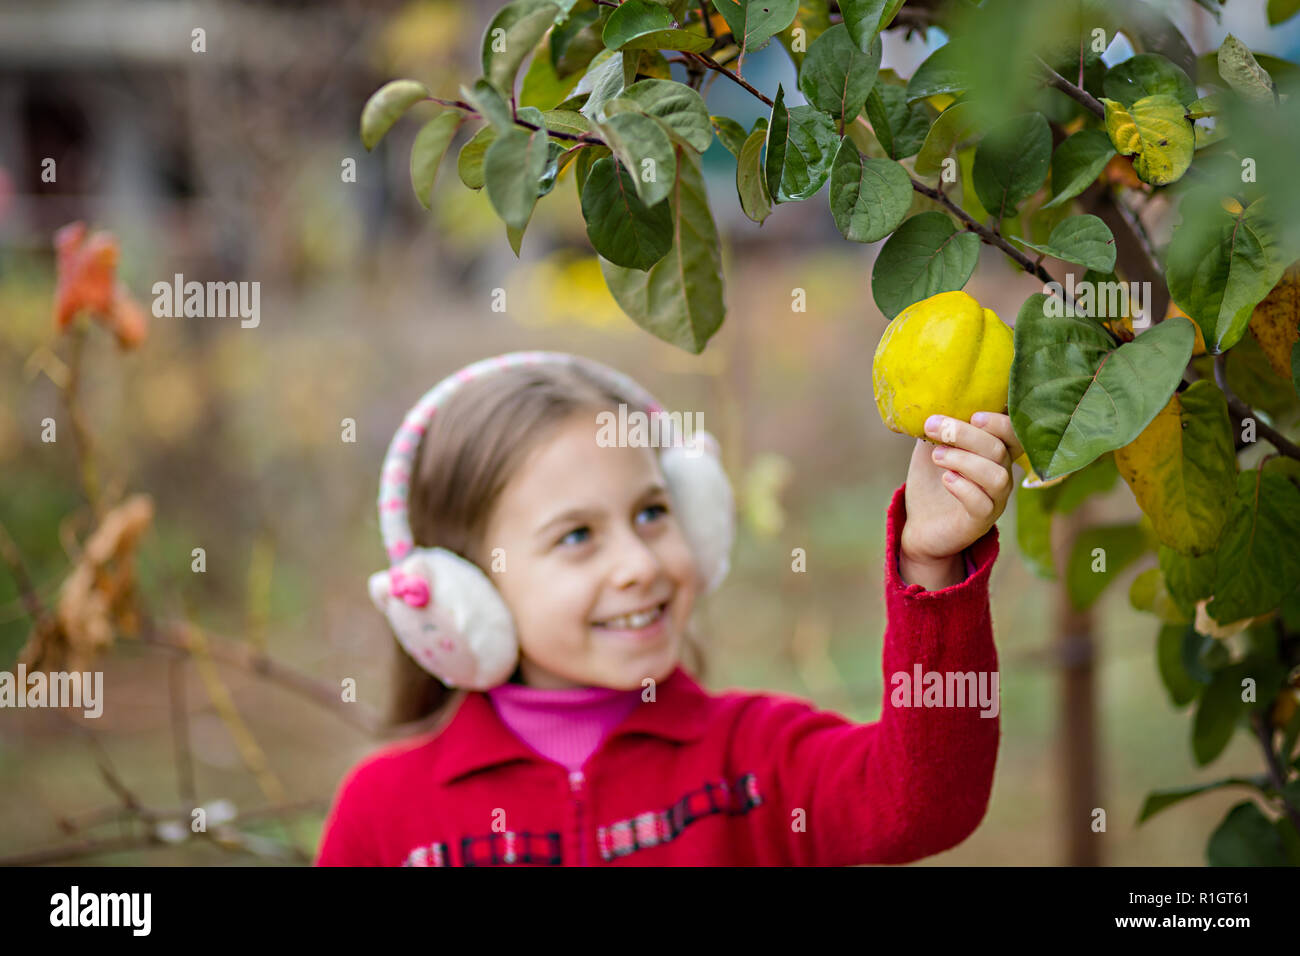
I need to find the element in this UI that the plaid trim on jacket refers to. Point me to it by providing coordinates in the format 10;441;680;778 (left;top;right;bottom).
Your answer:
315;481;1001;866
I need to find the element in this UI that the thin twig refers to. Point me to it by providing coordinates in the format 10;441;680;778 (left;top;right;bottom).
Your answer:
1035;55;1105;118
1254;712;1300;834
908;176;1057;285
426;96;604;145
1213;354;1300;462
63;322;104;523
683;50;773;106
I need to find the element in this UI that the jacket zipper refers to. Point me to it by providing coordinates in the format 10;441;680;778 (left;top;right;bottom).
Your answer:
569;769;587;866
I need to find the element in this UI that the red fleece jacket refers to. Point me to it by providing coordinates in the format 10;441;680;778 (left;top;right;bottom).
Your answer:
316;481;1001;866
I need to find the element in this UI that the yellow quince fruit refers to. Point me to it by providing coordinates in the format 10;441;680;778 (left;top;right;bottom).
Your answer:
872;290;1062;487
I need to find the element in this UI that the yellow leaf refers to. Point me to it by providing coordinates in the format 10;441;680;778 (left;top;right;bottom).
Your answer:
1114;381;1236;555
1101;94;1194;186
1247;261;1300;379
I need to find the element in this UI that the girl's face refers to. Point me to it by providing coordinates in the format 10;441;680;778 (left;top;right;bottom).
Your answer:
482;408;699;690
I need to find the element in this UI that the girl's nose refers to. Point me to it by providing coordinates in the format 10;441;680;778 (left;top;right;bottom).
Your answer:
609;527;662;588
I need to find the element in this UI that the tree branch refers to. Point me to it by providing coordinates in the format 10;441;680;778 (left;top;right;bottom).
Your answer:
426;96;605;144
1214;354;1300;462
1035;55;1105;118
683;50;773;106
908;176;1058;285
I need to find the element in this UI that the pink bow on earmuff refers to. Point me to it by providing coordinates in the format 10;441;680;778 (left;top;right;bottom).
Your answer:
389;567;430;608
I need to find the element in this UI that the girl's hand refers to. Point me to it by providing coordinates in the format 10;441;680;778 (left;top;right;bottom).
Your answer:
900;412;1024;585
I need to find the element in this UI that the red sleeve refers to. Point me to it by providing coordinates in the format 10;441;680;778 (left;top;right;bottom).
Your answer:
733;481;1000;865
315;756;386;866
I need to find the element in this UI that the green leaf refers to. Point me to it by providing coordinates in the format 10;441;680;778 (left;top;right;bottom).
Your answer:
602;0;713;53
1065;523;1148;609
595;109;677;207
573;143;611;197
521;29;583;111
736;128;773;224
712;115;749;158
1130;568;1187;624
541;108;592;137
536;139;565;197
1113;381;1236;557
864;84;930;160
913;101;978;177
1194;663;1247;765
1101;94;1193;186
840;0;904;52
457;125;497;189
764;87;839;202
1009;296;1195;481
576;49;626;122
776;0;832;70
1268;0;1300;26
1207;801;1293;864
461;78;516;134
972;112;1051;220
1102;53;1197;108
870;211;980;320
482;0;562;96
1206;468;1300;623
905;41;968;104
580;156;673;269
1139;775;1270;824
608;79;713;153
1156;623;1201;707
1160;544;1218;618
483;127;550;231
1185;94;1224;120
828;143;910;243
1042;130;1115;210
1217;34;1277;105
360;80;429;151
714;0;799;55
599;146;725;353
409;112;463;210
1014;482;1056;580
1166;193;1291;354
798;23;881;122
1012;214;1116;272
551;6;604;78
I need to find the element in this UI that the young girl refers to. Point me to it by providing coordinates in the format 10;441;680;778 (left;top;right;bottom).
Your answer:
316;351;1022;866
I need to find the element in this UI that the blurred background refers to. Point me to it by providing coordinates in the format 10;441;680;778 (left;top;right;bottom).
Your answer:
1;0;1296;866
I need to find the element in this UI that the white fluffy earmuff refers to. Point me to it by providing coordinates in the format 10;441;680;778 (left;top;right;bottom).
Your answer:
371;352;735;691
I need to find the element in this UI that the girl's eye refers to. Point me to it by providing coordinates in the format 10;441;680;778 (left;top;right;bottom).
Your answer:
557;526;590;548
638;503;668;524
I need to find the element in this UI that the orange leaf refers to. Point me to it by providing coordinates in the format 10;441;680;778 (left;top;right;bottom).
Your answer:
53;221;119;330
107;286;149;349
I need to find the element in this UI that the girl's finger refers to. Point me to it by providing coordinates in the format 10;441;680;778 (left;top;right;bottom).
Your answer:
940;467;996;521
925;414;1011;469
970;411;1024;464
932;445;1012;502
